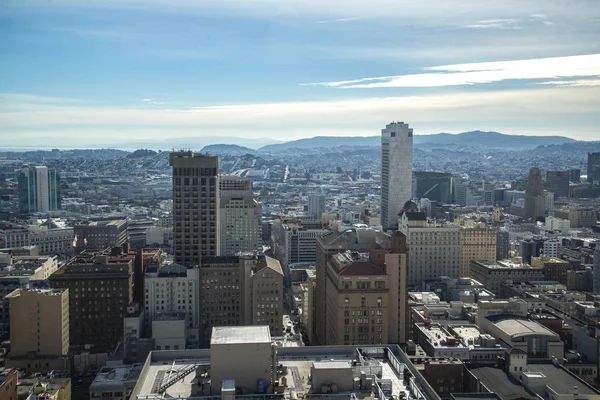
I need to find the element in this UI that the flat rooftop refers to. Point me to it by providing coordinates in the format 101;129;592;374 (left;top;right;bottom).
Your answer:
487;316;558;339
211;326;271;345
86;220;127;227
449;325;482;344
91;365;144;389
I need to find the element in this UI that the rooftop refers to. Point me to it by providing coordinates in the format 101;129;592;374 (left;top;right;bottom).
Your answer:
5;288;67;299
90;365;144;389
487;316;558;339
211;326;271;345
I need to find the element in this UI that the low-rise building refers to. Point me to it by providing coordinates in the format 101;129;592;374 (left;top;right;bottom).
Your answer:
469;260;545;295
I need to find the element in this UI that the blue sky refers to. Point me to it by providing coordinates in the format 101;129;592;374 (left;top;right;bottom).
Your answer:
1;0;600;147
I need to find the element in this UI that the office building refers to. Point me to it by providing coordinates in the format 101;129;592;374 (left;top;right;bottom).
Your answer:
308;194;325;219
594;246;600;294
381;122;413;230
496;230;509;260
271;219;327;268
554;207;598;228
546;170;570;199
0;221;74;256
531;256;570;284
144;262;200;348
6;288;69;356
219;175;261;256
520;237;545;264
545;216;570;232
315;226;380;346
413;172;452;204
398;207;462;286
199;255;283;346
17;166;61;214
542;237;560;258
569;168;581;183
588;152;600;185
49;247;135;349
469;260;544;295
74;219;128;250
170;151;220;266
461;226;497;276
525;167;545;219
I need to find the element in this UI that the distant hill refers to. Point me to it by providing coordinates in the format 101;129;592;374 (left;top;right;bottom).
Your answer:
126;149;158;158
201;144;258;156
258;131;576;152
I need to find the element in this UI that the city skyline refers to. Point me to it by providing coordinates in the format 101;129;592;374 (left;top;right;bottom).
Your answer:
2;0;600;145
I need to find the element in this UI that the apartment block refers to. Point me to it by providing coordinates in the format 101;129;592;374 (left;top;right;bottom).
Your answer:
49;247;135;349
460;226;497;276
554;207;598;228
469;259;545;295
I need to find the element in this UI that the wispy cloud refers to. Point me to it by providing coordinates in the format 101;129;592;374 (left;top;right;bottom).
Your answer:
302;54;600;89
465;18;520;29
537;79;600;87
315;17;360;24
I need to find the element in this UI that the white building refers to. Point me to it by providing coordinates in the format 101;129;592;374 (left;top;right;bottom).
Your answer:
1;221;73;256
219;176;261;256
144;263;199;348
544;191;555;215
308;194;325;219
273;223;327;268
381;122;413;230
545;216;570;232
542;238;561;258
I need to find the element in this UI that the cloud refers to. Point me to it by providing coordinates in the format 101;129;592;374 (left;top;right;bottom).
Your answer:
302;54;600;89
537;79;600;87
465;18;520;29
1;86;599;141
315;17;360;24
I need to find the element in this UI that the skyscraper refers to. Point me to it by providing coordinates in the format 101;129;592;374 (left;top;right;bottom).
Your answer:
588;152;600;185
17;166;61;214
381;122;413;230
546;170;570;199
524;167;545;219
308;194;325;219
412;172;453;204
219;175;261;256
169;151;220;266
593;245;600;294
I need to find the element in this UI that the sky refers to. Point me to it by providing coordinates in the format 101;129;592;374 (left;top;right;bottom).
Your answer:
1;0;600;147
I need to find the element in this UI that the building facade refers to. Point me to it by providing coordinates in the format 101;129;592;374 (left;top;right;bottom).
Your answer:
546;170;570;199
525;167;545;219
531;256;570;284
170;151;220;266
6;288;69;356
308;194;325;219
469;260;545;295
588;152;600;185
381;122;413;230
219;176;261;256
412;172;452;204
17;166;61;214
460;226;497;276
74;219;128;250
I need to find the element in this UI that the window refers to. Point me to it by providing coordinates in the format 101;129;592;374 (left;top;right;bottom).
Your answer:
361;297;367;307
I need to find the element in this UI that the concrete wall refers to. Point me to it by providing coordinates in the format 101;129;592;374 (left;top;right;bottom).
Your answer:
152;319;186;351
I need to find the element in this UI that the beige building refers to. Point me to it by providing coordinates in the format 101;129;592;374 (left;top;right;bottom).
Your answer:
460;226;497;276
199;255;283;346
398;210;462;286
531;255;571;284
323;232;409;346
9;255;58;280
6;288;69;356
554;207;598;228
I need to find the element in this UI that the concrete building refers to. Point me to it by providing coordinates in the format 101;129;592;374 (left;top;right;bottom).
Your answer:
412;172;452;204
399;209;462;286
199;255;283;346
541;237;561;258
308;194;325;219
525;167;545;220
170;151;220;266
0;369;17;400
144;262;200;348
271;219;327;268
219;176;261;256
546;170;570;199
89;364;143;400
461;226;497;277
17;166;61;214
153;312;187;351
74;219;128;250
381;122;413;230
1;222;74;256
544;216;571;232
496;230;509;260
554;207;598;228
588;152;600;185
594;246;600;294
519;237;545;264
127;326;438;399
531;256;570;284
322;232;409;346
469;260;545;295
6;288;69;357
49;247;134;349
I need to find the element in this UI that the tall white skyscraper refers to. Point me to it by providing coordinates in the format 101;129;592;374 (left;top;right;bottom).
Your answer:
308;194;325;219
17;166;61;214
381;122;413;230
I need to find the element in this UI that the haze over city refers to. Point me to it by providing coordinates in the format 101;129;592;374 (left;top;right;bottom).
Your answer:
2;0;600;147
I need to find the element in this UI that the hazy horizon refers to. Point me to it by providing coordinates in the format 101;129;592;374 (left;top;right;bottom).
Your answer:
2;0;600;144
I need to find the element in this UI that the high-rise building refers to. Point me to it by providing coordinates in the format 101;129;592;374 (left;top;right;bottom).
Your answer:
17;166;61;214
546;171;570;199
170;151;220;266
587;152;600;185
593;246;600;294
519;237;545;264
321;232;409;345
413;172;452;204
525;167;545;220
308;194;326;219
6;288;69;357
219;175;261;256
554;207;598;228
271;218;327;268
568;169;581;183
144;262;200;348
198;255;283;346
398;207;462;286
74;219;128;250
49;247;135;349
496;230;510;260
460;227;497;276
381;122;413;230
